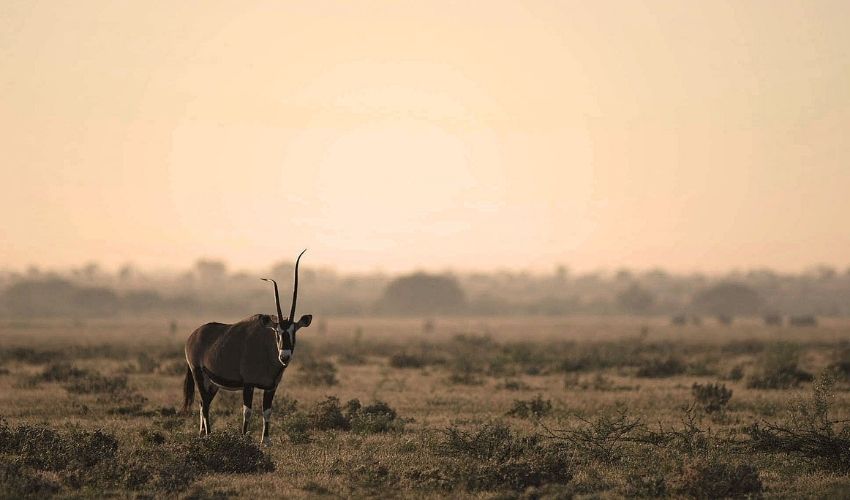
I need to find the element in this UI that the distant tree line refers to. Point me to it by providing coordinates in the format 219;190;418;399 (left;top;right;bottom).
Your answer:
0;261;848;318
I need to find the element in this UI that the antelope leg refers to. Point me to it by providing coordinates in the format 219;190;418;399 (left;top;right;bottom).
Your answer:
261;389;276;445
242;386;254;435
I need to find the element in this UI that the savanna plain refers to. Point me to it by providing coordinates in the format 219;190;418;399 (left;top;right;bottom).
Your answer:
2;316;850;498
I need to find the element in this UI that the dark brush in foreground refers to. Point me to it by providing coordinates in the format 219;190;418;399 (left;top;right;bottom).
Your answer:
183;250;313;444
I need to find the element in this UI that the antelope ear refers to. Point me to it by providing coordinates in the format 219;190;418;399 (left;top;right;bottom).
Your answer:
259;314;273;327
297;314;313;328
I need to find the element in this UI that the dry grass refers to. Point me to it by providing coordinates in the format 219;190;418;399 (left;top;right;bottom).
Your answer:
1;316;850;497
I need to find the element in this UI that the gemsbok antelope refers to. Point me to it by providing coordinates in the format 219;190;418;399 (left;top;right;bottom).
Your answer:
182;250;313;444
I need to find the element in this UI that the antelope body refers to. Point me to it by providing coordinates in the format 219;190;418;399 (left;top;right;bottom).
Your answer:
183;250;312;444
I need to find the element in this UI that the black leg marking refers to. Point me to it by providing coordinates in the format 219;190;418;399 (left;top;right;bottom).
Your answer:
242;386;254;435
261;389;276;444
192;369;218;436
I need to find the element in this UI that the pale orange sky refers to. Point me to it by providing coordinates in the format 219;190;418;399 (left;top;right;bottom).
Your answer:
1;1;848;274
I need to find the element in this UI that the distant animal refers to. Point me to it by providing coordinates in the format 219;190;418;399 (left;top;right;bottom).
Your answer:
763;314;783;326
717;314;733;326
690;315;702;326
183;250;313;444
789;315;817;327
671;314;688;326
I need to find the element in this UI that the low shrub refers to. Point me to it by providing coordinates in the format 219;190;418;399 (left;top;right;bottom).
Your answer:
626;471;667;497
124;432;274;492
691;383;732;414
499;379;530;391
0;418;119;471
303;397;405;434
66;373;129;395
348;459;395;490
826;347;850;381
447;356;484;385
156;359;186;376
545;408;644;463
747;343;813;389
307;396;350;431
134;352;159;374
140;428;166;446
0;419;274;495
636;357;686;378
0;459;61;498
0;347;60;365
187;431;274;474
424;422;573;492
389;352;425;369
348;400;405;434
37;362;88;382
726;364;745;381
507;395;552;419
746;372;850;471
674;458;762;498
276;394;299;415
280;411;311;444
297;357;339;386
337;352;367;365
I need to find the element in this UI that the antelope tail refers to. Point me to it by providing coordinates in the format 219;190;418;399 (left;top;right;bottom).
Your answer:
182;365;195;413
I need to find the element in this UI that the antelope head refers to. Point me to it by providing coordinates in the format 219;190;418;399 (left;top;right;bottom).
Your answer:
262;249;313;367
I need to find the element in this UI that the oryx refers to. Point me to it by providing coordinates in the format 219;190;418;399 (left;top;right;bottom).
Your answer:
182;250;313;444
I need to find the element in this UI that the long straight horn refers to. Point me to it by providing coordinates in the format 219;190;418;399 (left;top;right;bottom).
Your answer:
260;278;284;324
289;249;307;322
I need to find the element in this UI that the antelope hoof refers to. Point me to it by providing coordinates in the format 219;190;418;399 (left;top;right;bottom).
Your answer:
261;436;272;446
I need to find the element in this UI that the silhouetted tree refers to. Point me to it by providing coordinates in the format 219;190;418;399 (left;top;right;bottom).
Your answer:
378;272;466;315
692;282;762;316
616;284;655;314
194;259;227;283
2;279;76;316
2;279;118;317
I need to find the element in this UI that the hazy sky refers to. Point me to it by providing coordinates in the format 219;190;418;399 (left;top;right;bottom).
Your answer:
1;1;848;273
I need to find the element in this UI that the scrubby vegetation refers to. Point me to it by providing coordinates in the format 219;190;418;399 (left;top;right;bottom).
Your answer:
424;422;572;492
0;418;273;496
692;382;733;413
295;356;339;386
2;316;850;497
506;394;553;419
747;343;814;389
